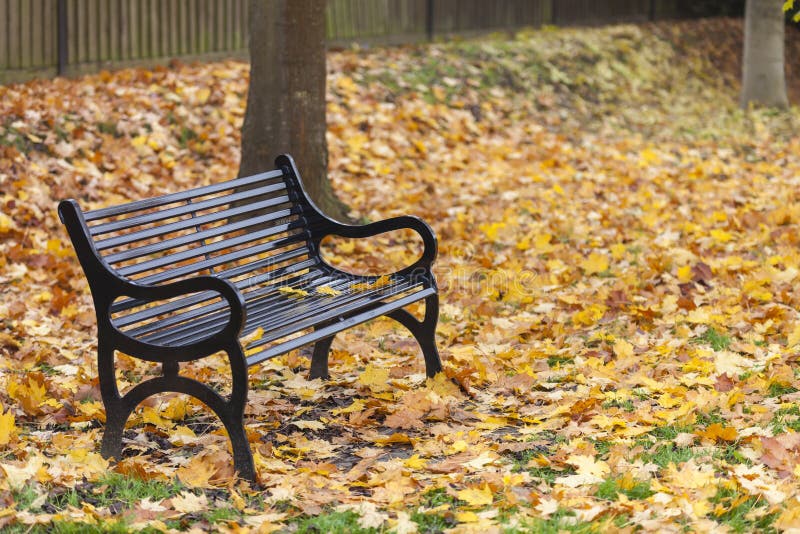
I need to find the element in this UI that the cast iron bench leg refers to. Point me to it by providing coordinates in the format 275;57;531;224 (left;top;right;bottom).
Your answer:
387;293;443;378
309;334;334;380
97;341;256;481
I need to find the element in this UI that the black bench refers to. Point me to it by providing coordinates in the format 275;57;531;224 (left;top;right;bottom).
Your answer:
58;154;442;481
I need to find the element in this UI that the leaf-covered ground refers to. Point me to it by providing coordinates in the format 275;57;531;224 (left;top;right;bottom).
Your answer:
2;17;800;533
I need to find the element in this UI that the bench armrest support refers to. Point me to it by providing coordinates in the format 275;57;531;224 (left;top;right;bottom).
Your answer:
118;276;247;339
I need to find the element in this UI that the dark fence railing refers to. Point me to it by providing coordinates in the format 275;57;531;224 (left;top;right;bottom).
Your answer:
0;0;719;85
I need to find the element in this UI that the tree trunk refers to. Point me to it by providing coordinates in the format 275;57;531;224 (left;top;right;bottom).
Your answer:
740;0;789;109
239;0;350;221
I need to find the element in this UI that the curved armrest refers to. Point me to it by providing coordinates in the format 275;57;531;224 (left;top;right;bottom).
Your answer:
275;154;437;275
118;276;247;339
322;215;438;274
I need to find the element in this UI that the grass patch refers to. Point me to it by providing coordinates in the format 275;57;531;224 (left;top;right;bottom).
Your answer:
595;476;654;501
638;443;697;468
13;473;185;515
511;508;624;533
770;405;800;434
767;382;798;398
707;486;779;533
602;399;635;412
547;354;574;368
692;327;732;351
291;509;379;534
3;522;131;534
527;465;575;485
713;444;750;465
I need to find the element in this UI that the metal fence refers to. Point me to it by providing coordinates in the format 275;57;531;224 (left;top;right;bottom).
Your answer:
1;0;697;85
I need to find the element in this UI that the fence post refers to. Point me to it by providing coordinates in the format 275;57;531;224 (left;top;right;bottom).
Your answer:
57;0;68;75
426;0;434;41
551;0;558;25
649;0;656;21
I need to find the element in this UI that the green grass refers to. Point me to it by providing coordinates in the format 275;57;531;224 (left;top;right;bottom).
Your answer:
712;444;750;465
202;507;241;524
770;405;800;434
3;522;131;534
96;121;120;137
412;509;454;533
767;382;798;398
290;510;380;534
13;473;185;515
602;399;635;412
696;410;726;427
707;487;779;533
595;476;654;501
648;424;694;441
527;465;575;486
692;327;732;351
638;442;697;469
409;487;459;532
510;508;625;533
547;354;574;368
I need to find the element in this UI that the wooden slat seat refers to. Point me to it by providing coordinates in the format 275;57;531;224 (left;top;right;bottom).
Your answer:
58;154;442;481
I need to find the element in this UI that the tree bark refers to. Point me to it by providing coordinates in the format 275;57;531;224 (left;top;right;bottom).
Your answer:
239;0;350;221
740;0;789;109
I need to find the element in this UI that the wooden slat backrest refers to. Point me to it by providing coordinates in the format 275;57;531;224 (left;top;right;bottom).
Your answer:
81;169;323;316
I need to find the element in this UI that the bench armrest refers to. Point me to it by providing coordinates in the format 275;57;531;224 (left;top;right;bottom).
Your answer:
117;276;247;339
321;215;438;274
274;154;437;275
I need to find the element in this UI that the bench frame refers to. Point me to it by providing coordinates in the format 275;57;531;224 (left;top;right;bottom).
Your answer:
58;154;442;481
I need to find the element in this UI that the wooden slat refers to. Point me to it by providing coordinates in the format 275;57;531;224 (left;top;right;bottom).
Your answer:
187;0;196;55
126;0;136;59
8;0;20;68
19;0;30;67
30;0;42;66
108;0;119;60
43;0;55;68
0;0;7;70
169;0;179;56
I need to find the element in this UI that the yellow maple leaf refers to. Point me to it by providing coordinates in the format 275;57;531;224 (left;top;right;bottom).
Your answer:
787;323;800;347
573;304;607;326
613;338;634;359
316;285;342;297
353;275;394;291
0;213;16;233
241;326;264;345
142;406;173;429
677;265;693;283
7;377;48;415
479;221;507;242
696;423;737;443
568;454;611;479
358;364;390;391
455;511;479;523
0;406;18;446
457;485;493;507
176;455;218;488
278;286;309;298
403;454;428;469
170;491;209;514
331;399;367;415
710;229;733;244
610;243;626;260
581;252;609;275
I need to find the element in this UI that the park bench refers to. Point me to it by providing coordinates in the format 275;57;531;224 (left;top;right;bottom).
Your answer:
58;154;442;481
